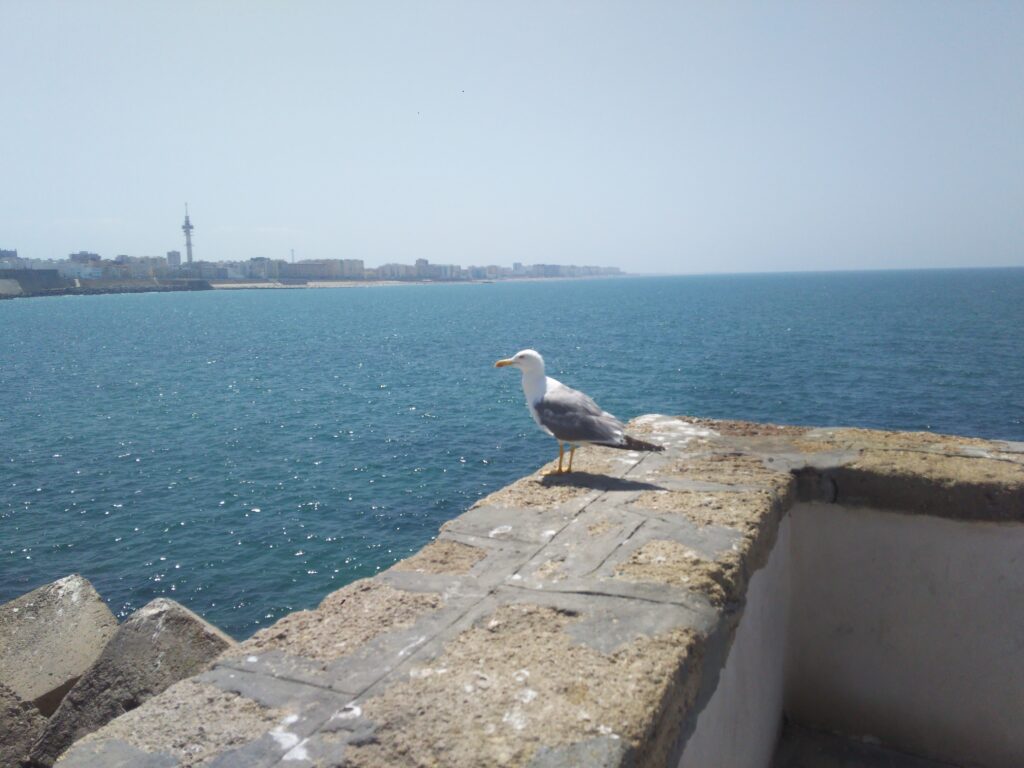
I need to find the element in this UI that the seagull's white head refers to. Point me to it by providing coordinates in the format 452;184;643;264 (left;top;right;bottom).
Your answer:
494;349;545;375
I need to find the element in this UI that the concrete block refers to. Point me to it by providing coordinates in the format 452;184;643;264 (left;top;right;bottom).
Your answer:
30;598;235;766
0;575;117;716
1;681;47;767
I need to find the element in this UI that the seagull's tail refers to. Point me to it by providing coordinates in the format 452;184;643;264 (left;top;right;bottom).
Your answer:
613;434;665;452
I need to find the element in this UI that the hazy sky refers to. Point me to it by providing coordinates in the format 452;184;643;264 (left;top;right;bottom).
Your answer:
3;1;1022;273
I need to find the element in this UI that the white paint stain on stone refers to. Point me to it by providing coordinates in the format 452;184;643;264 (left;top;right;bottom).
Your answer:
282;739;310;761
489;525;513;538
269;713;303;753
398;635;426;657
331;704;362;721
270;726;300;751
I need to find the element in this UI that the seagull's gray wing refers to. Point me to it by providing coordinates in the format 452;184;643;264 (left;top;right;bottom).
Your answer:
534;384;626;445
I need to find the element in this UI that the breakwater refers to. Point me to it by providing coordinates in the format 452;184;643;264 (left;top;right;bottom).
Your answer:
0;269;211;299
15;416;1019;767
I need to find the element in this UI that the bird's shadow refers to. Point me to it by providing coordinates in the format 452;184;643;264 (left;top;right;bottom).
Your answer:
538;471;665;492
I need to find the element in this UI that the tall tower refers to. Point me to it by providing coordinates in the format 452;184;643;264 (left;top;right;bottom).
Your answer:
182;204;195;265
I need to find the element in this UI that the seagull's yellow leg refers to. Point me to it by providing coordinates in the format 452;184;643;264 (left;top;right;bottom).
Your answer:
542;443;565;475
567;446;576;472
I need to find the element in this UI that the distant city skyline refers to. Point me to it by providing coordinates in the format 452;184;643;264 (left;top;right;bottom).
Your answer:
0;242;621;283
2;2;1022;274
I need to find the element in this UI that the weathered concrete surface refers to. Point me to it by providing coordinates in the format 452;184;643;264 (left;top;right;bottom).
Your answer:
1;681;47;767
0;574;118;716
30;598;235;766
56;417;1024;767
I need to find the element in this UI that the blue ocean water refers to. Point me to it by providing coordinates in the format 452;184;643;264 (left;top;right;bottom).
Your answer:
2;270;1022;637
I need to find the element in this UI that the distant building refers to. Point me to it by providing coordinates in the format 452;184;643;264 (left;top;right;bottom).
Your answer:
112;254;168;278
378;262;415;280
341;259;364;278
533;264;562;278
193;261;229;280
435;263;460;280
279;260;326;279
167;250;181;269
248;257;279;279
69;251;101;264
0;249;20;269
57;261;102;279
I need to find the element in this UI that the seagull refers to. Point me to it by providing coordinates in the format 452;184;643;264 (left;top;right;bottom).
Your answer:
495;349;664;474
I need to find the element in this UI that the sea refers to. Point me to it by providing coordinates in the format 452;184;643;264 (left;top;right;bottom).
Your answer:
2;269;1022;638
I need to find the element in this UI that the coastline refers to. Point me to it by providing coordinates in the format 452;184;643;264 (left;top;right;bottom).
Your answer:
208;275;630;290
0;274;629;300
210;279;415;290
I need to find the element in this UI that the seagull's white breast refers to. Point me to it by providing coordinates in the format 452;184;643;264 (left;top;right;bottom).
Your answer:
521;374;556;436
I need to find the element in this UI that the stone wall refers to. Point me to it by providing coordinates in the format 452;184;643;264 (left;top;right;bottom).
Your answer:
51;417;1023;767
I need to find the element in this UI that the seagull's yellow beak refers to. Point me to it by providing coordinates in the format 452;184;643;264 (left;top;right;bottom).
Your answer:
494;358;515;368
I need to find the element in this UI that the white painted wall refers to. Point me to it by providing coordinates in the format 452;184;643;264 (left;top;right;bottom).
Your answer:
676;517;790;768
787;502;1024;768
675;503;1024;768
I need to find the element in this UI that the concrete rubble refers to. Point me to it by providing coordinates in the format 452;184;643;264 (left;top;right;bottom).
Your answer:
44;416;1022;767
29;598;236;766
0;575;118;717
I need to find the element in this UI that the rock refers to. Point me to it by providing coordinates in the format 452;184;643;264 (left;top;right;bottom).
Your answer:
0;575;117;716
0;682;47;767
29;598;235;766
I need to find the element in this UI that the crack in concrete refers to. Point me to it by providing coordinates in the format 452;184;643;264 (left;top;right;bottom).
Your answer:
500;580;722;612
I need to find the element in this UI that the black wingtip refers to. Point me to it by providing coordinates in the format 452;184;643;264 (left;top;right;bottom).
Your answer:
622;435;665;452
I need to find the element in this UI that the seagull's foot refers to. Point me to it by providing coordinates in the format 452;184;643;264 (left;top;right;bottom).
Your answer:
540;467;571;476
